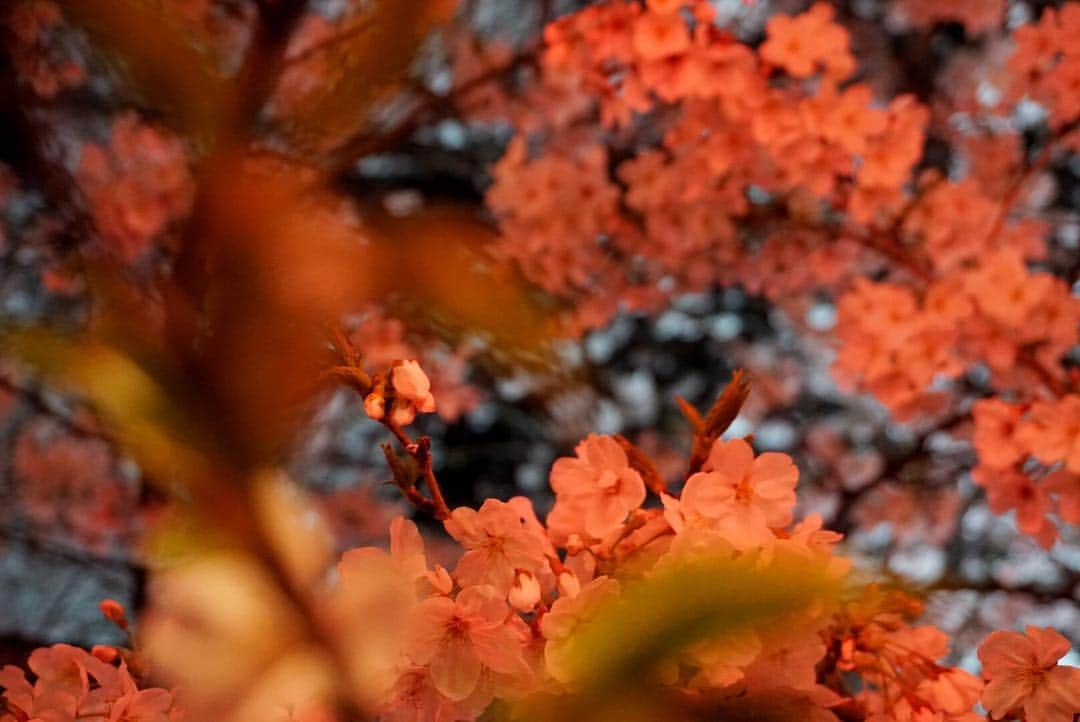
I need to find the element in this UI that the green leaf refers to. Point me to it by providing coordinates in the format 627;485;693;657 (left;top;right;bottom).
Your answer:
519;550;845;722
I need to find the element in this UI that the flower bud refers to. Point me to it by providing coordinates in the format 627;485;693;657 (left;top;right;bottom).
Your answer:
91;645;120;663
390;398;418;426
509;571;541;612
557;571;581;598
363;391;385;420
428;565;454;595
392;360;436;414
99;598;128;630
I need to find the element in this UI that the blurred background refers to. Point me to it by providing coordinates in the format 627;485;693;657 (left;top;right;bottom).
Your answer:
0;0;1077;672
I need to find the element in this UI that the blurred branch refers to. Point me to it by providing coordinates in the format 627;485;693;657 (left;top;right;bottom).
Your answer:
0;524;145;575
59;0;233;141
280;16;375;68
929;570;1080;603
0;375;109;441
233;0;310;130
831;411;969;536
330;45;542;174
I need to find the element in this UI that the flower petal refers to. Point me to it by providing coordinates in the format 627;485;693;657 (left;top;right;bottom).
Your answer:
429;638;482;701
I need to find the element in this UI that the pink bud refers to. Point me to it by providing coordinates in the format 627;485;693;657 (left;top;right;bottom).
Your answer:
557;571;581;598
392;360;436;416
91;645;119;663
363;392;385;420
392;360;432;400
390;398;418;426
509;571;541;611
428;565;454;595
99;599;128;630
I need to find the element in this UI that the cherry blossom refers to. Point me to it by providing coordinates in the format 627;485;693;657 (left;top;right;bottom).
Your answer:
547;434;646;542
978;626;1080;722
443;498;551;593
403;586;529;701
668;438;798;549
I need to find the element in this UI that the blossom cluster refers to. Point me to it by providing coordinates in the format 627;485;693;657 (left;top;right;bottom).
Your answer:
1008;3;1080;130
12;417;143;554
348;311;479;423
482;1;929;331
325;370;1080;722
362;359;438;427
3;3;1080;722
0;643;180;722
971;395;1080;548
833;248;1079;422
4;367;1080;722
6;0;84;99
473;0;1080;547
75;113;195;264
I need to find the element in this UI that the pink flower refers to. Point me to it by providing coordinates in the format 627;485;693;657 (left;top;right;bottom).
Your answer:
0;665;34;715
1043;469;1080;524
972;466;1057;549
107;687;176;722
759;3;854;80
673;439;798;547
965;250;1055;329
916;668;984;720
333;516;456;700
0;645;176;722
363;391;386;421
444;498;551;593
390;360;437;425
742;622;834;697
686;627;762;689
632;10;690;61
1017;395;1080;473
404;586;528;701
75;114;194;263
978;626;1080;722
379;665;491;722
972;399;1026;469
339;516;432;589
13;421;139;554
781;514;848;575
547;434;646;541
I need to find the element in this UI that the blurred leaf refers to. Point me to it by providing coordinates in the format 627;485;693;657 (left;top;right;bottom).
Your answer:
566;554;839;690
360;202;557;361
251;468;334;590
518;551;844;722
61;0;233;142
143;504;238;565
138;550;328;721
274;0;459;153
0;328;215;493
180;152;376;464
